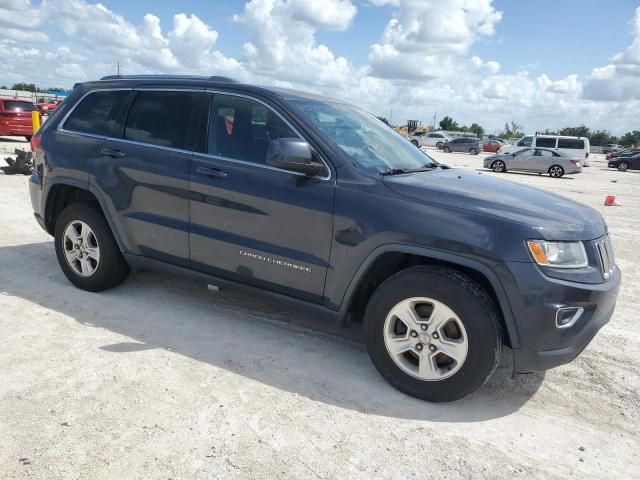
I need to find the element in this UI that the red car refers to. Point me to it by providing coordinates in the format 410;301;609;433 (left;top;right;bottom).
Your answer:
0;98;41;141
482;139;504;153
35;98;63;115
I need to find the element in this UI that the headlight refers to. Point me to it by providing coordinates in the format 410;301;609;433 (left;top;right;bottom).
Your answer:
527;240;588;268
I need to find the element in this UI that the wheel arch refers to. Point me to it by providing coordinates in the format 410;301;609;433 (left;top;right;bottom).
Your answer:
339;244;521;348
44;179;125;251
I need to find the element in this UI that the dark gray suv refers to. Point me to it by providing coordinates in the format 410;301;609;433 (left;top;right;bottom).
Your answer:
441;137;481;154
28;75;620;402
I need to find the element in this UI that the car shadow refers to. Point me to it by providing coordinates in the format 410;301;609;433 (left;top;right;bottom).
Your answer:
474;169;575;179
0;241;544;422
0;136;28;143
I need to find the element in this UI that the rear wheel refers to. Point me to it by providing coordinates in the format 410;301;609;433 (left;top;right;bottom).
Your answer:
469;148;478;155
549;165;564;178
618;162;629;172
363;266;503;402
491;160;506;172
54;203;130;292
443;147;451;153
436;142;443;149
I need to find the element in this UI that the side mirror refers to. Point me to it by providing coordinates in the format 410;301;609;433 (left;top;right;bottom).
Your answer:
266;138;325;177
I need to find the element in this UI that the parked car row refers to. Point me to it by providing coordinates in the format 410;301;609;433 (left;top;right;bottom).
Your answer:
35;98;63;115
608;151;640;171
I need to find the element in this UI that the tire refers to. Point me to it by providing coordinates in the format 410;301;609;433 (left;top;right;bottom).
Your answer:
443;147;451;153
469;148;478;155
618;162;629;172
25;135;32;142
549;165;564;178
411;140;419;147
491;160;506;172
363;266;503;402
436;142;443;149
54;202;130;292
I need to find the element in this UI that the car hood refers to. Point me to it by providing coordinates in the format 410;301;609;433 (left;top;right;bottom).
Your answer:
383;168;606;241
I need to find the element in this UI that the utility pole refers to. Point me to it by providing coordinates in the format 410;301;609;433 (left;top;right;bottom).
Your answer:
117;61;121;76
433;112;437;131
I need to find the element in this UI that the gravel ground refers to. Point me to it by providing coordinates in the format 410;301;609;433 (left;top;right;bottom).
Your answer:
0;136;639;479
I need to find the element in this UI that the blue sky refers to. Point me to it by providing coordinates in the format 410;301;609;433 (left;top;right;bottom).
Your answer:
2;0;640;134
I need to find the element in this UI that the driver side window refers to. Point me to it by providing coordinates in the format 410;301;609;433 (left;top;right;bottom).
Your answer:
208;94;298;164
517;136;533;147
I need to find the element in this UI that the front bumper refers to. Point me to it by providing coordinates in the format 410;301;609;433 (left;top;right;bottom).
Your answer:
503;260;620;373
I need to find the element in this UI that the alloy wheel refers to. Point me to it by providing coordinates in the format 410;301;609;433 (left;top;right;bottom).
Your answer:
62;220;101;277
549;166;563;177
492;160;505;172
383;297;468;381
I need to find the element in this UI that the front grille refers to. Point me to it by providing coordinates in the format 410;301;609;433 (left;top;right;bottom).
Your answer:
596;237;615;279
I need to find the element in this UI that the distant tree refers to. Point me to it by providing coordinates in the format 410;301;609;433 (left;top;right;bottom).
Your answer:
503;121;524;138
589;130;617;146
620;130;640;147
439;116;459;131
376;116;391;127
559;125;590;138
11;83;37;92
542;128;558;135
468;123;484;138
0;85;7;89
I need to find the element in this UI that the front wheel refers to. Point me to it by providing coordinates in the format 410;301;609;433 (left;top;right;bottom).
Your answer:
54;203;130;292
436;142;443;149
491;160;506;172
411;140;419;147
443;147;451;153
618;162;629;172
363;266;503;402
549;165;564;178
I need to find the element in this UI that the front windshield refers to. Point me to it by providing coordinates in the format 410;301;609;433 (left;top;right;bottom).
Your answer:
288;99;438;174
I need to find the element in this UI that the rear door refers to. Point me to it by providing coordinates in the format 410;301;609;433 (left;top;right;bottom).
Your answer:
532;149;555;172
189;91;335;302
94;89;207;266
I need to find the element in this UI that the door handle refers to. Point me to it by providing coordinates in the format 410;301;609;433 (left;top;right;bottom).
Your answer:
196;166;228;178
101;148;126;158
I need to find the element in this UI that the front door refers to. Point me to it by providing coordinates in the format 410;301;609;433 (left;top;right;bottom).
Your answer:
189;92;335;302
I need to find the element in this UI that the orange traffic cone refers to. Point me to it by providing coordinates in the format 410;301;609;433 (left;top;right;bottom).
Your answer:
604;195;621;206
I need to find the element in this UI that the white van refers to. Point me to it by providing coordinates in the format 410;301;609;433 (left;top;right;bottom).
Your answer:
499;135;590;163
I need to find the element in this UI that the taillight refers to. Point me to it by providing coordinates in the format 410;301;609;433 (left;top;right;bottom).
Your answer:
30;133;42;152
570;160;580;166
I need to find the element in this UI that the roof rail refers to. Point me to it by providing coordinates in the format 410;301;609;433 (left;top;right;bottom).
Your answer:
99;74;238;83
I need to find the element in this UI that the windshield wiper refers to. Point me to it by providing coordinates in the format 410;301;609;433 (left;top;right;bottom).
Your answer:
380;168;408;176
380;164;438;176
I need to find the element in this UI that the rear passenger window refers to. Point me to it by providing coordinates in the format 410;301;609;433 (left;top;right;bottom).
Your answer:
535;137;556;148
558;138;584;149
64;91;129;136
208;94;297;164
124;91;201;150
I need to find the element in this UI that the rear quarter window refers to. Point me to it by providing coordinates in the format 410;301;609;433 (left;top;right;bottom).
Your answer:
63;90;129;137
558;138;585;149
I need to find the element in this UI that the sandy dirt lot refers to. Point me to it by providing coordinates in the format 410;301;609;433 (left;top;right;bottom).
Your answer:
0;136;639;479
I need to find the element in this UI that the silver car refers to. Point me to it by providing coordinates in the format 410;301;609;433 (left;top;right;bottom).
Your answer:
483;147;582;178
